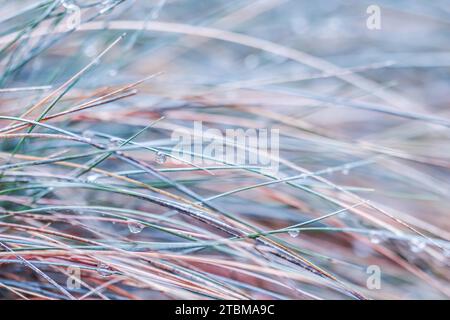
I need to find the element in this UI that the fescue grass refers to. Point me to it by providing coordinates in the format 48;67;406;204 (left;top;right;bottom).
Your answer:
0;0;449;299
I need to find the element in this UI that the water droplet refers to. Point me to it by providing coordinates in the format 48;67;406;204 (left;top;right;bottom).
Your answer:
353;241;373;258
108;137;122;147
337;211;347;219
444;249;450;259
108;69;118;77
62;0;75;9
290;17;308;34
369;231;383;244
260;167;277;177
244;54;260;70
128;220;145;234
267;52;287;64
409;238;426;253
150;0;167;19
326;17;343;33
86;174;99;182
96;262;111;277
155;151;167;164
342;165;350;175
84;43;99;58
288;229;299;238
82;130;95;138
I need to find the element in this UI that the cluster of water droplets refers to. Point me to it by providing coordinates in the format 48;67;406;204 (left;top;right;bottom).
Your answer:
444;249;450;259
